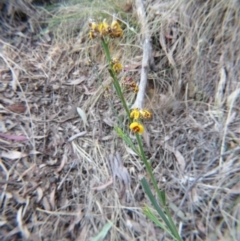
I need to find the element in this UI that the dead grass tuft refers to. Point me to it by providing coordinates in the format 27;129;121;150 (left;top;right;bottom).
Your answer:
0;0;240;240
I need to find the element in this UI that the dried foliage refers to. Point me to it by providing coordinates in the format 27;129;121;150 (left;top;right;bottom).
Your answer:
0;0;240;240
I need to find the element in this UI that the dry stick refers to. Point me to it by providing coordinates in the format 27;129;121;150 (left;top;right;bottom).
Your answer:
131;0;152;110
219;88;240;165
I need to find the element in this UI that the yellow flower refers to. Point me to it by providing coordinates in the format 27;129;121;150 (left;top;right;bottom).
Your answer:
133;85;139;92
140;109;152;119
109;20;123;38
89;21;99;39
111;20;120;30
98;20;110;36
112;62;122;73
130;108;140;120
129;122;144;134
90;22;99;32
89;31;98;39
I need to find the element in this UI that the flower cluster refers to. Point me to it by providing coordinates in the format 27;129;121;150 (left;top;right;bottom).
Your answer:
89;19;123;39
129;108;152;134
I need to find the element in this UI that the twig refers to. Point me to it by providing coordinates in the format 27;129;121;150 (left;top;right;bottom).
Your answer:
131;0;152;110
219;88;240;165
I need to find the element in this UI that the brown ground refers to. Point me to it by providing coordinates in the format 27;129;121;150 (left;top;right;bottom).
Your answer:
0;0;240;241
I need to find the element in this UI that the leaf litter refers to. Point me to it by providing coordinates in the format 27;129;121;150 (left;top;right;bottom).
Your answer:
0;0;240;240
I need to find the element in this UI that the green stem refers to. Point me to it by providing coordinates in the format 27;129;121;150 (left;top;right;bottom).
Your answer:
136;134;165;205
101;38;130;118
101;35;181;241
136;134;182;241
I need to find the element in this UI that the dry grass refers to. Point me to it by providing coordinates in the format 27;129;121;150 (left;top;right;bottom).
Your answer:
0;0;240;240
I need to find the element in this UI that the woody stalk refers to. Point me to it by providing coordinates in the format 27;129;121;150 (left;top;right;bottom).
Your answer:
131;0;152;111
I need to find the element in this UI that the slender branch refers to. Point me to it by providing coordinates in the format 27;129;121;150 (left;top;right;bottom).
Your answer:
131;0;152;110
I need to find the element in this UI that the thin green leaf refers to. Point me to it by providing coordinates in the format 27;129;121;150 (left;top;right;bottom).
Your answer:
114;126;139;155
144;205;178;240
91;221;113;241
141;178;172;228
161;189;166;206
144;205;167;230
141;178;182;241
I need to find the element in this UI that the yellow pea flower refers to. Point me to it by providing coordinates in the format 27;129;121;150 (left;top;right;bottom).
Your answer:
140;109;152;119
130;108;140;120
129;122;144;134
89;21;99;39
110;30;123;38
133;85;139;92
98;20;110;36
90;22;99;32
109;20;123;38
112;62;122;73
89;31;97;39
111;20;120;30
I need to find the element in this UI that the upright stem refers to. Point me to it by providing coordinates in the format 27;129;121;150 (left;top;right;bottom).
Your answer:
136;134;165;206
101;38;130;118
